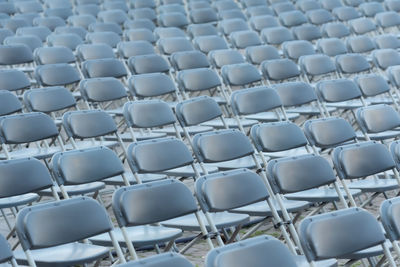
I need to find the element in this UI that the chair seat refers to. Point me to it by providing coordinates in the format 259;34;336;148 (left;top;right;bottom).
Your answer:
285;188;362;202
346;178;399;192
104;172;166;186
107;131;167;142
206;154;266;171
153;125;213;136
325;100;364;109
356;130;400;141
263;147;312;159
162;164;218;177
245;111;300;122
232;198;310;216
162;211;250;231
39;182;105;197
89;225;182;248
343;240;392;260
0;193;39;209
201;118;258;129
14;242;110;267
286;106;336;115
0;147;63;160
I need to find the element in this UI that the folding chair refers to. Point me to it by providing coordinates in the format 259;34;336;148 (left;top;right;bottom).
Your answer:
187;23;219;38
320;0;342;10
332;141;400;208
355;104;400;141
131;0;156;8
14;197;126;266
75;3;100;16
359;2;385;17
376;11;400;31
117;41;155;59
157;37;194;56
209;49;245;69
299;54;338;82
245;45;280;65
68;14;96;29
300;207;396;267
16;26;51;42
158;12;188;28
1;18;29;33
282;40;315;62
261;58;301;85
193;35;228;55
0;69;30;93
332;6;361;21
348;17;378;35
129;8;156;21
0;234;17;266
317;38;347;57
335;53;371;78
355;74;398;107
127;54;170;75
35;63;81;88
117;252;193;267
46;33;84;51
3;35;42;52
346;36;376;54
375;34;400;49
124;19;156;31
170;50;210;71
34;46;76;65
292;24;322;42
0;29;13;43
33;16;65;31
386;0;400;12
154;27;186;40
88;22;123;35
321;22;351;38
229;30;262;49
279;10;307;28
0;90;22;116
76;44;115;61
81;58;128;80
306;9;334;25
206;235;336;267
98;10;128;25
221;63;262;90
271;2;295;14
249;15;279;32
218;18;249;36
261;26;294;46
381;196;400;261
296;0;322;12
219;9;246;21
86;31;121;48
54;25;87;39
124;28;156;43
372;49;400;72
0;112;65;160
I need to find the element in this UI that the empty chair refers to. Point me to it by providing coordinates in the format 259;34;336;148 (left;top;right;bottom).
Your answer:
209;49;245;69
299;208;396;266
193;35;228;54
317;38;347;57
157;37;194;55
1;18;29;33
261;58;301;83
154;27;186;39
359;2;385;17
124;28;155;43
230;30;262;49
75;3;100;16
77;44;115;61
261;26;294;45
35;64;81;87
15;1;42;14
296;0;321;12
118;253;193;267
306;9;334;25
219;9;246;21
98;10;128;25
386;0;400;12
321;22;351;38
45;7;73;20
124;19;156;31
171;50;209;71
128;54;170;75
249;15;279;32
131;0;156;9
355;74;397;106
213;0;240;12
16;26;51;42
282;40;315;61
0;69;30;92
271;2;295;14
279;10;307;28
381;196;400;260
68;14;96;29
82;58;127;79
0;234;17;266
320;0;342;10
88;22;123;35
375;34;400;49
187;23;218;38
0;29;13;43
349;18;377;35
158;12;188;28
47;33;83;51
335;53;371;76
332;6;361;21
54;26;87;39
0;112;64;159
129;8;156;21
86;31;121;48
33;16;65;31
15;197;125;266
299;54;337;82
117;41;154;59
4;35;41;52
0;90;22;116
221;63;262;89
372;49;400;70
347;36;376;54
245;45;280;65
376;11;400;29
292;24;322;41
34;46;76;65
218;18;250;36
0;44;33;68
190;8;217;24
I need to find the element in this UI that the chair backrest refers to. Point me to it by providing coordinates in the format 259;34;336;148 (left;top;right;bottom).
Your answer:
128;54;170;74
205;235;298;267
117;40;155;59
282;40;315;61
335;53;370;74
356;104;400;133
381;196;400;242
251;121;308;152
245;45;280;65
230;86;282;116
333;141;396;179
354;74;391;97
261;26;294;45
157;37;194;55
0;112;59;144
321;22;350;39
128;73;176;98
16;197;113;250
221;63;261;86
117;252;193;267
127;137;194;173
299;54;336;77
52;146;124;186
123;100;176;129
372;48;400;70
177;68;221;92
261;58;300;81
0;69;30;91
273;81;317;107
34;46;75;65
0;90;22;116
195;168;269;213
76;43;115;61
375;34;400;49
299;207;385;261
304;117;356;148
176;96;222;127
267;154;336;194
35;63;81;86
0;234;13;264
209;49;245;69
82;58;127;79
113;179;197;227
346;36;376;54
192;129;254;163
62;110;117;139
317;38;347;57
316;78;362;103
0;157;53;198
170;50;210;70
79;77;127;103
23;86;76;113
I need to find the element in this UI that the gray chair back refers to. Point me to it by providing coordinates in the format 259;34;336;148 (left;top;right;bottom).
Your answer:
24;86;76;112
176;96;222;127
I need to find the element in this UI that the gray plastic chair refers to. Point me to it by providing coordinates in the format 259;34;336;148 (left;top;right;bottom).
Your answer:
0;112;64;160
4;35;42;52
321;22;351;38
76;44;115;61
124;19;156;31
157;37;194;55
249;15;279;32
193;35;228;54
190;8;217;24
98;10;128;25
296;0;322;12
245;45;280;65
372;49;400;70
219;9;246;21
375;34;400;49
335;53;370;77
376;11;400;29
229;30;261;49
187;23;218;38
124;28;156;43
332;6;361;21
346;36;376;54
68;14;96;29
261;26;294;45
35;63;81;87
117;252;193;267
359;2;385;17
272;2;295;14
129;8;156;21
349;17;377;35
317;38;347;57
306;9;334;25
209;49;245;69
354;74;397;107
88;22;123;35
221;63;262;88
16;26;51;42
279;10;307;28
299;54;338;82
170;50;210;71
15;197;126;266
0;234;17;266
117;41;155;59
218;18;249;35
262;58;301;83
127;54;170;74
282;40;315;61
386;0;400;12
292;24;322;41
86;31;121;48
34;46;76;65
54;26;87;39
81;58;128;79
158;12;188;28
33;16;65;31
355;104;400;141
0;90;22;116
154;27;186;40
381;196;400;260
47;33;84;51
333;141;400;207
0;69;30;92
